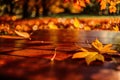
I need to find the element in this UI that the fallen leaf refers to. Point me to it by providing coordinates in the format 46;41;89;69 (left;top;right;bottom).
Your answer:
92;39;103;51
95;54;104;62
72;39;117;65
72;51;104;65
15;30;30;39
85;52;97;65
79;48;88;52
72;52;90;58
92;39;117;54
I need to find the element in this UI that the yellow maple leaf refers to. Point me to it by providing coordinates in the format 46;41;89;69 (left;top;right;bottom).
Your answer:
72;39;117;65
100;44;117;54
85;53;104;65
92;39;117;54
92;39;103;51
72;49;104;65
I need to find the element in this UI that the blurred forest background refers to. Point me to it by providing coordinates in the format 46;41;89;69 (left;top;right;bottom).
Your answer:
0;0;120;18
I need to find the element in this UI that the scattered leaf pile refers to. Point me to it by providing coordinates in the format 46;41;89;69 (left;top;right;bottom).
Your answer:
0;17;120;37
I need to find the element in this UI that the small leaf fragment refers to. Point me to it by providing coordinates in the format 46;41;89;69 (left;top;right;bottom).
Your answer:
105;50;117;54
80;48;88;52
72;52;89;59
96;54;104;62
103;44;112;50
85;52;98;65
101;44;117;54
92;39;103;51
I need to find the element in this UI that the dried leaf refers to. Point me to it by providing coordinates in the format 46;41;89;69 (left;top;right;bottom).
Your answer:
15;30;30;39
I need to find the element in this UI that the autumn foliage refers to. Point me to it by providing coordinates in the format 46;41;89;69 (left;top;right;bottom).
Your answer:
64;0;120;14
72;39;117;65
98;0;120;13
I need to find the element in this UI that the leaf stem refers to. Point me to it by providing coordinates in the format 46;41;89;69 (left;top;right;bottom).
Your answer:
51;48;57;61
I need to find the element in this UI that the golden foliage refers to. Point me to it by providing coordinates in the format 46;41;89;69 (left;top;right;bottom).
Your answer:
79;0;86;7
100;0;107;10
92;39;117;54
72;49;104;65
64;0;91;13
99;0;120;13
72;39;117;65
109;1;117;13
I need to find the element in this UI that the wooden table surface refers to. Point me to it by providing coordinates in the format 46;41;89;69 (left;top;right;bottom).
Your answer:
0;30;120;80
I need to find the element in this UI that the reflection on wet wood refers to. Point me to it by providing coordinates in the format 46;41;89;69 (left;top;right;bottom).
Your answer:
0;30;120;80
